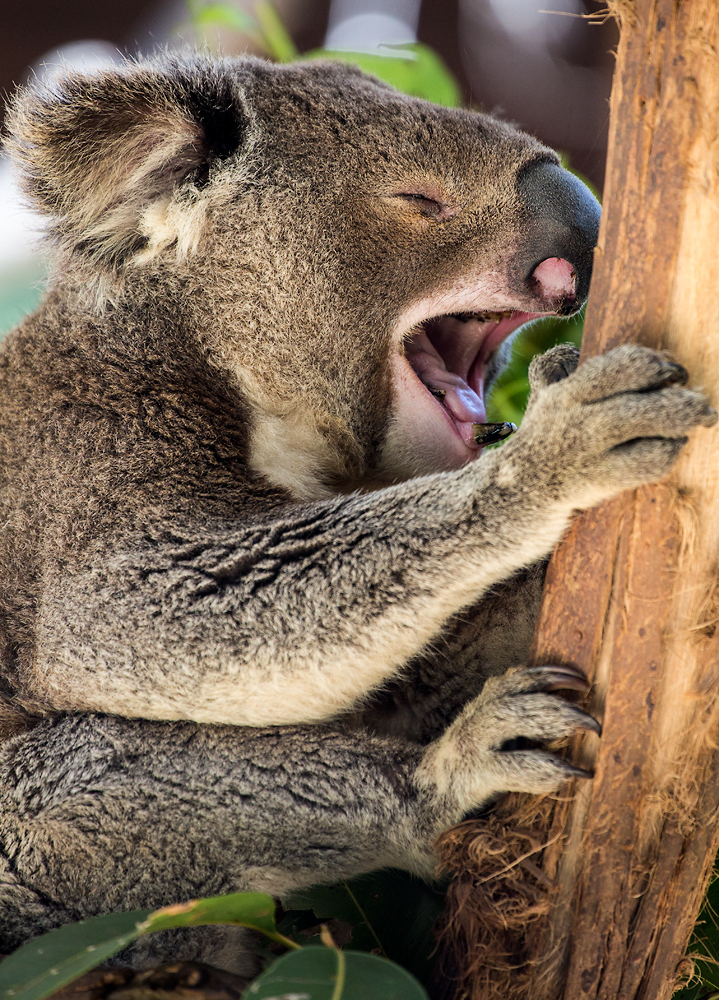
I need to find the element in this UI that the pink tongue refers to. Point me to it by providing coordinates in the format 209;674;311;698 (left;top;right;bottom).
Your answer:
411;354;486;446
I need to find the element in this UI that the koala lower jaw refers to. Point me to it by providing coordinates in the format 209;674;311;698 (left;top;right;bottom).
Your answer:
404;310;533;452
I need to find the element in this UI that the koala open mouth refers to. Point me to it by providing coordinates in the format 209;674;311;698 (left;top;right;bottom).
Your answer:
405;310;539;451
385;256;581;477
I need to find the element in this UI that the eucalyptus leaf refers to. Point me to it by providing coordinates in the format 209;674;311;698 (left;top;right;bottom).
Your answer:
192;3;258;32
141;891;297;949
243;946;429;999
0;891;295;1000
0;910;148;1000
301;44;461;107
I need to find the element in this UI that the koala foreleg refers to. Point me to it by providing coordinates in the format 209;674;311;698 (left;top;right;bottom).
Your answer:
31;345;715;727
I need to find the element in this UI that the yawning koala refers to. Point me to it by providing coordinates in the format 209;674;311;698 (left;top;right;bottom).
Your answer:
0;53;713;971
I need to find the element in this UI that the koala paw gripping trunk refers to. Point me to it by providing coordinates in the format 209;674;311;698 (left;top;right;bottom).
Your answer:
0;53;713;975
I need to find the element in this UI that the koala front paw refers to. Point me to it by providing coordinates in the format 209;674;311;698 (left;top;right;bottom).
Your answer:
509;344;716;510
416;665;597;822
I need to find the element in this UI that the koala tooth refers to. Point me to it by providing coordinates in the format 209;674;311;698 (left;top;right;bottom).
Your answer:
451;311;505;323
473;421;518;445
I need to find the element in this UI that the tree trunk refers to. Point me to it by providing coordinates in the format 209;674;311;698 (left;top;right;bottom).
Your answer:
436;1;719;997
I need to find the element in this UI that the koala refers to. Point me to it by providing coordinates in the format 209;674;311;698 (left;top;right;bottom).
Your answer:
0;53;714;973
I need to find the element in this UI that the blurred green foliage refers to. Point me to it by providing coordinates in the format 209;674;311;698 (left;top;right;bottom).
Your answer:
303;44;462;107
487;312;585;425
280;869;446;986
0;263;45;338
673;872;719;999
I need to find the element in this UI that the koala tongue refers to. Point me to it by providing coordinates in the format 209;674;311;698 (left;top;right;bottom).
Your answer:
440;380;488;447
409;351;487;445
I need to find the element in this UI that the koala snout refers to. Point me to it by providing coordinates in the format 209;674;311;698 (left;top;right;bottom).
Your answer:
516;159;601;314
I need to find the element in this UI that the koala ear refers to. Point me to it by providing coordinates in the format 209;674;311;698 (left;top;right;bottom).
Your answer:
4;58;248;268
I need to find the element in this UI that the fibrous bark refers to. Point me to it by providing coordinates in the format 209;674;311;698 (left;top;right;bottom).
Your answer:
437;1;719;997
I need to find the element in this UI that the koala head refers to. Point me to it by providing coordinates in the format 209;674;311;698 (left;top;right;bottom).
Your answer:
6;54;600;499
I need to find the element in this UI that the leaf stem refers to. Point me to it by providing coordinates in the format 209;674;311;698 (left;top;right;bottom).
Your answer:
330;946;346;1000
266;929;302;951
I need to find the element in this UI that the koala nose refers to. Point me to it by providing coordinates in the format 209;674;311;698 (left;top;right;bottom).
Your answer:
517;160;601;315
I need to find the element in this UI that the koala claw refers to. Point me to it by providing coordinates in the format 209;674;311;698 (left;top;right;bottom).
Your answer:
418;665;600;818
523;663;591;694
565;763;594;780
657;358;689;387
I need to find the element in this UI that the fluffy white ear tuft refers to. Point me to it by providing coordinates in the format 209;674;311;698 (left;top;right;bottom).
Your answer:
4;56;248;269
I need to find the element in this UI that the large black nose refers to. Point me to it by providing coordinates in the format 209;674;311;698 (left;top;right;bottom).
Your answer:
516;160;601;313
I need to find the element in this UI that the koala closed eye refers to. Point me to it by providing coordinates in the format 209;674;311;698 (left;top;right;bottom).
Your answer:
393;191;455;221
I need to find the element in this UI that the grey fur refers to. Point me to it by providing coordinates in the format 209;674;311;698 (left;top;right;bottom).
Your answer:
0;53;714;970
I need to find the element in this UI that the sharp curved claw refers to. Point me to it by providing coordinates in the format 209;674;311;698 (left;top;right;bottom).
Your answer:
566;764;594;780
662;362;689;386
526;664;590;693
576;711;602;737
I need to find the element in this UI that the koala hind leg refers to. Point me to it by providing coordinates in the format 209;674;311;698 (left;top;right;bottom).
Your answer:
415;665;597;817
0;681;595;970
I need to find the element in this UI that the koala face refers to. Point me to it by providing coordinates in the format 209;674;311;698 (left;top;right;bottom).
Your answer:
6;55;599;501
201;63;600;489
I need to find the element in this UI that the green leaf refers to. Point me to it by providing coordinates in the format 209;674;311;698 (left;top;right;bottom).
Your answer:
140;891;298;949
243;947;429;999
255;0;299;62
0;892;297;1000
0;910;148;1000
191;3;258;32
301;45;461;107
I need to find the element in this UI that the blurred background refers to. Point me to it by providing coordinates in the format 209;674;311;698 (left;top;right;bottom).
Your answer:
0;0;617;420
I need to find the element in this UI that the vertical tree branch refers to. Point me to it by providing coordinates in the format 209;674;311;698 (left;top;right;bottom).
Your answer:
437;1;719;996
531;1;719;996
